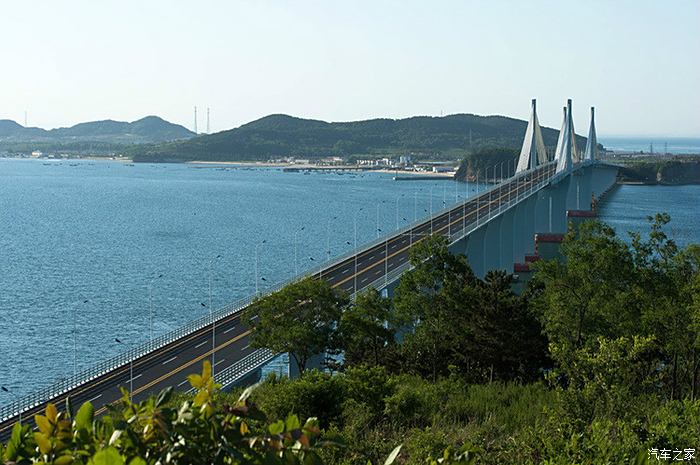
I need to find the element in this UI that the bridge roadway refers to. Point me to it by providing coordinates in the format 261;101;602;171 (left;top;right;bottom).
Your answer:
0;163;555;437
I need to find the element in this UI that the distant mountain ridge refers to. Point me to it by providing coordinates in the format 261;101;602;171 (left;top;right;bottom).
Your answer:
0;116;195;146
131;113;591;163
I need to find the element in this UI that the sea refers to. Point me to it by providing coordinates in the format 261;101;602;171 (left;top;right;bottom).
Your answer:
600;136;700;155
0;158;698;399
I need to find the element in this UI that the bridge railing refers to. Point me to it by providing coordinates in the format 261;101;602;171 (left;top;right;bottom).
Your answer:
0;160;559;422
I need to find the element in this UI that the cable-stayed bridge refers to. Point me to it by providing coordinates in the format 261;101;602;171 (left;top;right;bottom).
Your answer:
0;99;619;437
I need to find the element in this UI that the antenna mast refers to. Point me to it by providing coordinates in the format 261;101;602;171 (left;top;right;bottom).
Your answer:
206;107;210;133
194;106;198;134
24;110;27;127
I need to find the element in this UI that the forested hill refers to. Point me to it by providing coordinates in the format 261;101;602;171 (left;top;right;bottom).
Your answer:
0;116;195;147
130;113;590;162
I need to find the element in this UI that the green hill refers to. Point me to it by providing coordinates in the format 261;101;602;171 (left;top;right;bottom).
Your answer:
0;116;195;153
130;113;591;162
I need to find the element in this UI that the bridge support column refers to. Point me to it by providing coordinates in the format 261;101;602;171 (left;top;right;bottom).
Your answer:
511;197;531;264
499;209;514;271
534;187;552;234
465;225;487;277
522;195;537;257
483;216;503;274
550;178;569;233
580;166;594;210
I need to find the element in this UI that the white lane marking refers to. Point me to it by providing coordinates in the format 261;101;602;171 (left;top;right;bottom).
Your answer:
361;277;369;283
195;340;208;349
223;326;236;334
214;359;226;367
162;356;177;365
242;344;250;350
178;379;189;387
132;374;143;381
342;268;350;274
88;394;102;402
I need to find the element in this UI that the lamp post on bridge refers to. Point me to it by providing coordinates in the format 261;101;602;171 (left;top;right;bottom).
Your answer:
207;254;222;377
148;274;163;345
377;227;389;287
72;299;89;378
326;216;338;263
1;386;21;425
255;241;266;295
293;226;305;276
353;208;363;294
114;338;133;402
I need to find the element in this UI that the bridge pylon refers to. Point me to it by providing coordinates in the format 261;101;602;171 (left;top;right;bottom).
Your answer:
584;107;598;162
516;99;548;173
555;99;579;174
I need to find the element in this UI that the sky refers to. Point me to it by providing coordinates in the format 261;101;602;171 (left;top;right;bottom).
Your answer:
1;0;698;137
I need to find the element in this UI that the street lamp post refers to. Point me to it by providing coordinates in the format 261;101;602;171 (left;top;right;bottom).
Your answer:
255;241;266;294
429;186;434;235
208;255;222;376
294;226;305;276
147;274;163;345
414;189;418;221
114;338;133;402
1;386;20;425
326;216;337;263
353;208;363;294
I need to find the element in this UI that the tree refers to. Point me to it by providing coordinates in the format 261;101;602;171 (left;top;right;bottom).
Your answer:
393;236;480;380
338;288;395;367
244;277;348;373
532;220;638;350
467;271;549;382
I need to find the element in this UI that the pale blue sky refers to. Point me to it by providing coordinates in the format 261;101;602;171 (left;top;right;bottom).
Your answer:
1;0;698;136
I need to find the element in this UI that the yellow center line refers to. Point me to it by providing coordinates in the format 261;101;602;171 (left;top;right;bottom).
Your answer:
95;329;253;415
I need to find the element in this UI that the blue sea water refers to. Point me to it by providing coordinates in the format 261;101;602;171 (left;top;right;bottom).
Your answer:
0;159;697;400
599;136;700;155
0;158;472;398
597;184;700;247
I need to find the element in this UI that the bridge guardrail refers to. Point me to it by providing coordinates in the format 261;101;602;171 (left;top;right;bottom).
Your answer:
0;160;562;422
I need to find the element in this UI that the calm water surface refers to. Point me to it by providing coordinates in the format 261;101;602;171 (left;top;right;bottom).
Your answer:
597;184;699;247
0;158;472;397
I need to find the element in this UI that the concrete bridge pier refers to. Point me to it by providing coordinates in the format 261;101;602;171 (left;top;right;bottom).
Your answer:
534;188;552;234
483;215;504;274
550;178;570;233
464;224;487;277
499;209;515;271
579;165;594;210
512;195;537;263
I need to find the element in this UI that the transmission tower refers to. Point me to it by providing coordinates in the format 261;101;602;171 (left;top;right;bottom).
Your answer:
194;106;198;134
206;107;210;133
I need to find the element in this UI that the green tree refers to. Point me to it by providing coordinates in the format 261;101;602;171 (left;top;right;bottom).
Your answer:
468;271;549;382
338;288;396;367
532;220;638;350
244;277;348;373
393;236;480;380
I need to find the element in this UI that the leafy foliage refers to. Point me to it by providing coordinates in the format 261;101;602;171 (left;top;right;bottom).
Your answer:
1;362;329;465
244;278;348;373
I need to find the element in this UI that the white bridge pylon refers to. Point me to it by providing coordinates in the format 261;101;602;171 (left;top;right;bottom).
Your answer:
516;99;548;173
584;106;598;162
555;99;580;174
